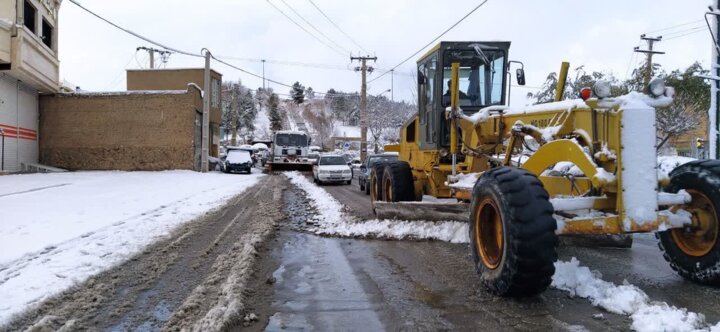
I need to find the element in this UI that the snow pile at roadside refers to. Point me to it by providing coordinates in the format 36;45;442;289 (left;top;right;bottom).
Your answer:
284;172;469;243
553;258;713;332
0;170;264;324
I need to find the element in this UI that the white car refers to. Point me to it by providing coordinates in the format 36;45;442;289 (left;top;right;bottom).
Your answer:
313;155;352;185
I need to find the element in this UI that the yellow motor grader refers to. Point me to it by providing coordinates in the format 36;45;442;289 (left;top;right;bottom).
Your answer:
371;41;720;297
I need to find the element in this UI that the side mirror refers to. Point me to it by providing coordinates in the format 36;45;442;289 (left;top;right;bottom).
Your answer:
516;68;526;86
417;71;426;85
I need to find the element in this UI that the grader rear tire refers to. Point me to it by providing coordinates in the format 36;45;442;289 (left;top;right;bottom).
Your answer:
382;161;415;202
370;161;389;203
470;167;558;297
658;160;720;284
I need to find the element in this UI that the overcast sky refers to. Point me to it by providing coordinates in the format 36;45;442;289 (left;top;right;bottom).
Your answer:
59;0;713;105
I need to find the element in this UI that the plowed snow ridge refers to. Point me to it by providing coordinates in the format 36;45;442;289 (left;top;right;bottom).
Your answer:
284;171;469;243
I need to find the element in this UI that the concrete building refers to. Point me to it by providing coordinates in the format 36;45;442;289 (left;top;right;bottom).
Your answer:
0;0;61;172
39;68;222;171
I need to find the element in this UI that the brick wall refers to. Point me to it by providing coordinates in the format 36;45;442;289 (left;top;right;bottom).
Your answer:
39;88;203;171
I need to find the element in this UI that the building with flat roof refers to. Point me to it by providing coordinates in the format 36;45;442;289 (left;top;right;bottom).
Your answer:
39;68;223;171
0;0;61;172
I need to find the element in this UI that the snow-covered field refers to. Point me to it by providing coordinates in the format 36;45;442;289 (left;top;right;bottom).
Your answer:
0;170;264;324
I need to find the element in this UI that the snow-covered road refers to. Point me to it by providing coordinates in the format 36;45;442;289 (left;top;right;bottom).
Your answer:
0;170;264;324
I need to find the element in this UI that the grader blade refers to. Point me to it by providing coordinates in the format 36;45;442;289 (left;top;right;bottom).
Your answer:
373;201;470;222
266;162;313;173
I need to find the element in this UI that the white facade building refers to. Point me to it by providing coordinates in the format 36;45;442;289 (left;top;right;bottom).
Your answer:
0;0;60;172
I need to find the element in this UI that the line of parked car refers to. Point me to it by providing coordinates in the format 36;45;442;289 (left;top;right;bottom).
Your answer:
312;152;398;188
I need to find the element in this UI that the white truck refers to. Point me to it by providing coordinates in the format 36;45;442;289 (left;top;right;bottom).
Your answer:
267;130;313;171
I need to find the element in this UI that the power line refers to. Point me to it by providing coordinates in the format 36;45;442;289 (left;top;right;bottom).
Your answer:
68;0;340;98
663;28;706;41
645;19;704;34
67;0;202;58
624;44;639;79
661;25;705;37
215;56;349;71
368;0;491;84
278;0;351;54
213;55;364;98
307;0;367;53
265;0;346;56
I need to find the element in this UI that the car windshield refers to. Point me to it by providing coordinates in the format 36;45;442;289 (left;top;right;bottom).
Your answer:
275;133;308;147
226;150;252;163
368;155;398;167
319;156;347;166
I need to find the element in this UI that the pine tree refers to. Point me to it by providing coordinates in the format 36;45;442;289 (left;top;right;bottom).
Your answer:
267;93;283;131
291;82;305;105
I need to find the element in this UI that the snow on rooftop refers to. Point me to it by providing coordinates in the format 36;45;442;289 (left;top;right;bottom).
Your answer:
60;90;189;96
0;170;264;324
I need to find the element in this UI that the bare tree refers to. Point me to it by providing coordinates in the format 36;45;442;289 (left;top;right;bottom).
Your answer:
302;100;335;149
656;95;704;149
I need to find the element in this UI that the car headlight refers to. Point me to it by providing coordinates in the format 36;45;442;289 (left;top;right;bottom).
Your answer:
343;170;352;174
320;170;329;174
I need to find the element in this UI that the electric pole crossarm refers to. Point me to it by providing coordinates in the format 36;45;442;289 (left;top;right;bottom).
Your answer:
137;46;172;69
633;49;666;55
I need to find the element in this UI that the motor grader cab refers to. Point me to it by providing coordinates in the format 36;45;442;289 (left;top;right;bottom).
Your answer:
371;41;720;297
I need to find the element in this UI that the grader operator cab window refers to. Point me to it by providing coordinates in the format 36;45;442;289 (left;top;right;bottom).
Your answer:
441;49;505;108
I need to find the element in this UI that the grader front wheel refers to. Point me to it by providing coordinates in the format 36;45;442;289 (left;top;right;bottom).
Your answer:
470;167;558;297
658;160;720;284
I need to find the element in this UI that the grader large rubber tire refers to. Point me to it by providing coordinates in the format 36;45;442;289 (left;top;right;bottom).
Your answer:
369;161;389;203
470;167;558;297
658;160;720;284
382;161;415;202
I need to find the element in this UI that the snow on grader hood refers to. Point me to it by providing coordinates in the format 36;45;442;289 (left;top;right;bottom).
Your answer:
370;41;720;297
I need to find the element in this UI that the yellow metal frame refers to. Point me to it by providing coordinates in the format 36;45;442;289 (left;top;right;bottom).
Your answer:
386;55;677;236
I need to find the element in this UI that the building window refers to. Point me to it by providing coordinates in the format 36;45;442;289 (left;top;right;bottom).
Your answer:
211;78;220;108
24;0;37;34
41;18;53;49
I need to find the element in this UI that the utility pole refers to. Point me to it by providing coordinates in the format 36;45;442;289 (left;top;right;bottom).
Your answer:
201;49;211;172
137;46;171;69
633;35;664;86
262;59;266;89
390;69;394;103
709;1;720;159
351;55;377;161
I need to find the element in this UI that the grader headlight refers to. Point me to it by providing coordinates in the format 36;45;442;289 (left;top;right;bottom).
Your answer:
592;80;612;99
648;78;666;97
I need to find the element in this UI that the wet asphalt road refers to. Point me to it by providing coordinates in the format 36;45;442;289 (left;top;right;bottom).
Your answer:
244;175;720;331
